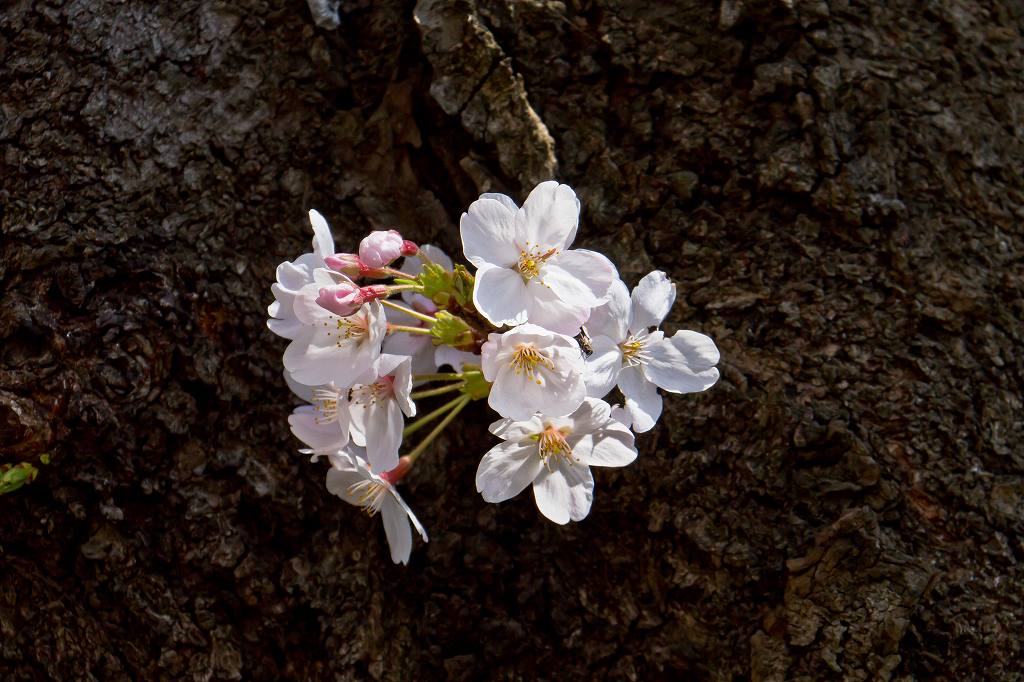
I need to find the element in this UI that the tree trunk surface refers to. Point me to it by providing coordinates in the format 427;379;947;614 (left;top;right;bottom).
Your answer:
2;0;1022;679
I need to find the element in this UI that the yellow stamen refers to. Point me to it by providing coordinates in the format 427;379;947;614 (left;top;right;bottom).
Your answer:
509;343;555;385
619;333;651;367
536;426;576;471
348;479;388;516
324;313;369;348
312;388;343;423
515;243;558;281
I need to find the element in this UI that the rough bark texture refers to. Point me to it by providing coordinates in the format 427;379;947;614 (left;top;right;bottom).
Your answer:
2;0;1023;679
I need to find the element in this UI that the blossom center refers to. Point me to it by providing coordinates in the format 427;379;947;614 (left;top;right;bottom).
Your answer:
347;478;388;516
312;388;344;423
536;425;576;470
514;243;558;281
509;343;555;385
619;331;652;367
325;312;369;347
351;376;395;406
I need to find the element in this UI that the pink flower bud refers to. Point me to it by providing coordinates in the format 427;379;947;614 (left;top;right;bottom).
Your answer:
323;253;362;278
316;283;364;317
359;230;404;269
400;240;419;256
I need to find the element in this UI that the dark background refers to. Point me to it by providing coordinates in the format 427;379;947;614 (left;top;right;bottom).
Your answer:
2;0;1023;679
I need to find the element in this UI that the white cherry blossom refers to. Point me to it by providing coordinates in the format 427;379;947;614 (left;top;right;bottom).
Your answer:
584;271;720;432
282;283;387;388
480;323;586;421
348;354;416;473
267;210;335;340
475;398;637;524
325;451;428;565
461;181;618;334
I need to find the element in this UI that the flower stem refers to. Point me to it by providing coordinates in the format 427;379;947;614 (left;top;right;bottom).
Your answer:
409;382;465;400
385;283;422;295
387;324;433;336
402;395;464;437
384;267;416;279
405;395;470;463
381;299;436;324
413;372;463;382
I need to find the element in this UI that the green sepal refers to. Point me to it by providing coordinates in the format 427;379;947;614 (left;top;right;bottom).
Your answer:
459;365;491;401
430;311;474;348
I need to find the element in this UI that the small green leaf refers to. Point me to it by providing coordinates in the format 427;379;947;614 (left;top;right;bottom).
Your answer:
0;462;39;495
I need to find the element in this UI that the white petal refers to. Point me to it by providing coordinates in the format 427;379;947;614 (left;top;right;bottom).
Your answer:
541;262;602;308
291;282;331;326
644;331;721;394
283;370;316;402
276;258;314;293
461;197;519;268
381;500;413;565
573;423;637;468
479;333;503;381
473;265;531;328
287;340;376;388
524;280;591;335
488;415;545;441
289;405;350;451
585;279;630;341
267;316;304;340
567;397;613;432
383;330;431;358
609;404;629;425
618;365;662;433
583;335;623;398
476;441;544;503
532;462;594;524
389;355;416;417
385;486;428;542
308;209;335;261
516;181;580;250
325;466;367;506
363;401;402;473
480;192;518;213
630;271;677;332
487;366;545;421
548;250;617;303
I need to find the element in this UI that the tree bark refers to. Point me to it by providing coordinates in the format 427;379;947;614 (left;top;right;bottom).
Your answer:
2;0;1022;679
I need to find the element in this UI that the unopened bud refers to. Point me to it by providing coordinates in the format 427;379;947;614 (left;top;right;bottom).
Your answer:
380;456;413;484
400;240;419;256
359;230;404;269
323;253;362;278
316;282;363;317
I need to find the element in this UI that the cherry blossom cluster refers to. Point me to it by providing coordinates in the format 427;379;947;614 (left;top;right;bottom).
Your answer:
268;181;720;564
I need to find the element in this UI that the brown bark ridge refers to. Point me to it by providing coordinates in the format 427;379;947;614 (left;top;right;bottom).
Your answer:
2;0;1022;679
